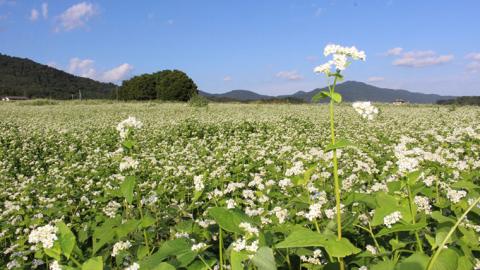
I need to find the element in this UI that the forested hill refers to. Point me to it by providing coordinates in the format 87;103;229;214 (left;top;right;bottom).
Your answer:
0;53;116;99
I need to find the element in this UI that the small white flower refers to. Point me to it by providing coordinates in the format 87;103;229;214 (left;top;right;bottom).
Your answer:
193;175;204;191
414;196;432;214
124;263;140;270
119;156;139;171
112;241;132;257
191;243;207;252
447;189;467;204
117;116;142;140
352;101;379;120
366;244;377;255
239;222;259;236
383;211;402;228
28;224;58;249
50;261;62;270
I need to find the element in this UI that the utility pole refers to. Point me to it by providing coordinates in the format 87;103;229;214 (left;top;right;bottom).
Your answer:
79;89;82;101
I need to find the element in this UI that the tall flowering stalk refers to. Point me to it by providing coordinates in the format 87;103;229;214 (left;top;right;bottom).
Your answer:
313;44;368;270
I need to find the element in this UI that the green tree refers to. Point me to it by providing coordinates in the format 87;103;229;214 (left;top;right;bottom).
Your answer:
155;70;198;101
118;69;198;101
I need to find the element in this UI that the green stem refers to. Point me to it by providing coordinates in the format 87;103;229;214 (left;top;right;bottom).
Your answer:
406;183;424;253
219;228;224;270
427;196;480;270
328;75;344;270
198;255;213;270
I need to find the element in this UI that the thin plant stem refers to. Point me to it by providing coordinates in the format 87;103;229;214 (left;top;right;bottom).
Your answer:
327;75;344;270
427;196;480;270
406;183;424;253
219;228;224;270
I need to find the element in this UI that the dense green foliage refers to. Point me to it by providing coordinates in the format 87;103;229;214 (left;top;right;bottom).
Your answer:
437;96;480;106
118;70;198;101
0;54;116;99
0;102;479;269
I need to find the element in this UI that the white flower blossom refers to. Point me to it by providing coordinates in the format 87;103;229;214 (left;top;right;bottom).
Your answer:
112;241;131;257
28;224;58;249
352;101;379;120
383;211;402;228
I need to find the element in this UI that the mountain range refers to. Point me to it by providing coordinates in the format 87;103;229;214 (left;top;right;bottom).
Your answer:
200;81;455;103
0;53;456;103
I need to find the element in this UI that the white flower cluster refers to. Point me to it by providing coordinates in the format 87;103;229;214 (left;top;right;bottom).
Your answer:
50;261;62;270
446;189;467;204
366;244;378;255
191;242;207;252
193;175;204;191
112;240;132;257
300;249;325;265
124;263;140;270
383;211;402;228
1;97;10;101
414;196;432;214
103;200;121;218
116;116;142;140
232;238;258;253
239;222;259;236
119;156;139;171
314;44;366;74
352;102;379;120
28;224;58;249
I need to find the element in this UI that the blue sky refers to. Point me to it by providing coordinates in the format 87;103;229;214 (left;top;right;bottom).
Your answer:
1;0;479;96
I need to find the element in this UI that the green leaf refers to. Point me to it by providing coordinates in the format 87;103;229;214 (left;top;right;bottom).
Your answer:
140;238;192;269
331;92;342;103
430;211;455;224
322;237;361;258
187;259;217;270
44;241;62;261
276;229;360;258
92;217;120;254
140;214;156;228
82;256;103;270
57;222;76;259
396;253;429;270
456;256;474;270
325;139;354;152
152;262;176;270
376;221;427;237
370;259;396;270
252;247;276;270
120;175;136;204
276;228;327;248
312;91;330;102
231;250;249;270
116;219;140;238
429;248;459;270
208;207;251;234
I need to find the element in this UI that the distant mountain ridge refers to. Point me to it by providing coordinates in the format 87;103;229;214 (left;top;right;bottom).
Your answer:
201;81;455;103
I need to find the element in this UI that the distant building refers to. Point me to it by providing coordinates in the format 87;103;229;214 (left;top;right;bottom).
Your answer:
393;99;408;105
0;96;29;101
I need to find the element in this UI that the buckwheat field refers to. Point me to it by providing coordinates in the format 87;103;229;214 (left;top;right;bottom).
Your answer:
1;101;479;270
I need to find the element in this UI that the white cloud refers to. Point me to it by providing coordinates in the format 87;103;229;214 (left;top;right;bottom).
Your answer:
68;57;96;78
67;57;132;83
56;2;96;31
223;76;232;81
386;47;403;56
30;8;39;21
46;61;58;68
466;53;480;62
388;49;454;68
466;52;480;73
41;3;48;19
367;76;385;83
276;70;303;81
100;63;133;82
